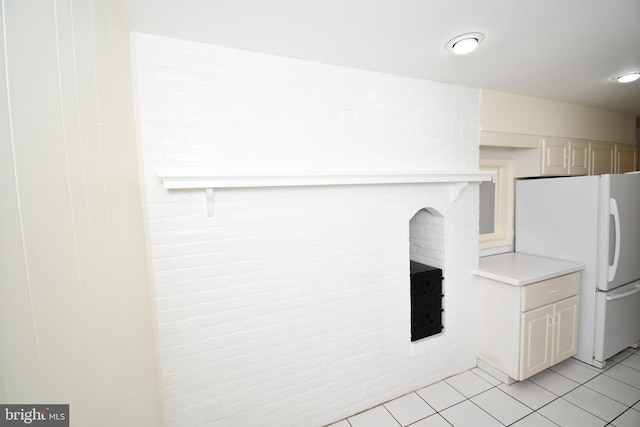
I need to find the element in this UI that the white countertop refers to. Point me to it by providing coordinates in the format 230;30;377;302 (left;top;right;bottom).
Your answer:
473;252;584;286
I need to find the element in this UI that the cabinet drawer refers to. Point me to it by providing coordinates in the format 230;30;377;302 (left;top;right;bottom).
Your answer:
521;273;580;311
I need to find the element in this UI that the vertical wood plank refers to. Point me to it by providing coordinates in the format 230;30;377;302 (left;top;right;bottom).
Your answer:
3;0;85;401
1;0;163;423
72;1;118;424
54;0;114;424
0;0;45;402
103;2;165;424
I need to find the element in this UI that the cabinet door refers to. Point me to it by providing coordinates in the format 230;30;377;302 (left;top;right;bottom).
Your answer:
541;139;569;175
520;304;553;380
616;146;638;173
568;141;589;175
591;143;615;175
551;295;579;365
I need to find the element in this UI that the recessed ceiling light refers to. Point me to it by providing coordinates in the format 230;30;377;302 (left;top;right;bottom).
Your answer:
445;32;485;55
614;71;640;83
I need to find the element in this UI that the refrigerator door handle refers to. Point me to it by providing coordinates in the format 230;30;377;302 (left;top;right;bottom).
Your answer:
605;283;640;301
608;197;621;282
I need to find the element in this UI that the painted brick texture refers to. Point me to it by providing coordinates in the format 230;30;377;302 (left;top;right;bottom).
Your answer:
134;33;481;427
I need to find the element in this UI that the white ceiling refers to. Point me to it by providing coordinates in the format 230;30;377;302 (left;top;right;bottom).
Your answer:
121;0;640;117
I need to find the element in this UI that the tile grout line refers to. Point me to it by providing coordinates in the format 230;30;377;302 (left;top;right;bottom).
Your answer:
330;348;640;427
523;352;640;426
380;403;402;427
414;370;505;426
526;364;612;425
466;352;639;426
606;399;640;427
460;370;513;426
451;349;640;426
407;389;453;426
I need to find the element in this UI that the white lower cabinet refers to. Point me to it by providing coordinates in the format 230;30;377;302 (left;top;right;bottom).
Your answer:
478;271;580;382
520;295;579;379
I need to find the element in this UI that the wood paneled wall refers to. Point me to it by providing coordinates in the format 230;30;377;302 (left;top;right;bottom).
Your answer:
0;0;163;425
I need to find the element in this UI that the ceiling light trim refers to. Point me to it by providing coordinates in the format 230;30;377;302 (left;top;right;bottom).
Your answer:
445;32;485;55
614;71;640;84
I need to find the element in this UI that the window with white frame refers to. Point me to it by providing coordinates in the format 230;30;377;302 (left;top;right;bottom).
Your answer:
479;159;514;255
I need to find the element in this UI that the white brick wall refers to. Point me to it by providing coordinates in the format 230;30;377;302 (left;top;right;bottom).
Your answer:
410;208;445;268
134;33;481;427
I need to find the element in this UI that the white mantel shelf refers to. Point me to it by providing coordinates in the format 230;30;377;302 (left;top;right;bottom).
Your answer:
158;171;494;190
157;171;494;216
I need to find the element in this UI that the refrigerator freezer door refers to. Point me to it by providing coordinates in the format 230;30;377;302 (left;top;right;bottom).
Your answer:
598;174;640;291
594;280;640;364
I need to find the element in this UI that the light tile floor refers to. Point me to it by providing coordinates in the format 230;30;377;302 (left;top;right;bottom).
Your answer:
327;347;640;427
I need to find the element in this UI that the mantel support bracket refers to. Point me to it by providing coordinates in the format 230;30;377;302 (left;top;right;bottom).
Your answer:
448;182;469;202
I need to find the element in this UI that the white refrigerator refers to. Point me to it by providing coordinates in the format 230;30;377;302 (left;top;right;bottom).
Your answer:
515;173;640;367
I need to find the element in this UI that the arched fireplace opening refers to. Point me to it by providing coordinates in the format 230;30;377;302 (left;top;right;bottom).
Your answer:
409;208;444;341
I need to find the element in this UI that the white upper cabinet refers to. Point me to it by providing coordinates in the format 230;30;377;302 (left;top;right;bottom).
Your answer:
590;143;616;175
541;138;589;176
616;145;638;173
538;139;636;176
570;142;591;175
